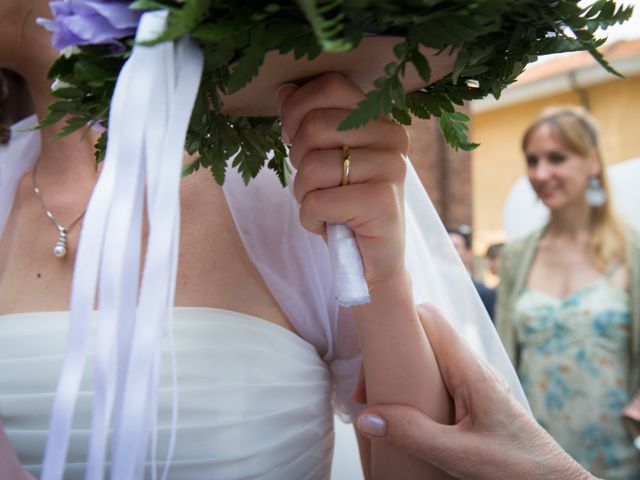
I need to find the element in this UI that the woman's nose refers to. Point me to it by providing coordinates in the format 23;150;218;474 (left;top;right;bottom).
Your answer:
530;160;552;181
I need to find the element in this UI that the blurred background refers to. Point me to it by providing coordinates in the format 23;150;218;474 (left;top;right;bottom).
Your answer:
407;0;640;287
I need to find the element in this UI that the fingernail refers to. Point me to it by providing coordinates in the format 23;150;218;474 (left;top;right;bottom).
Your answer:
276;83;297;144
276;82;298;100
281;128;292;146
357;414;387;437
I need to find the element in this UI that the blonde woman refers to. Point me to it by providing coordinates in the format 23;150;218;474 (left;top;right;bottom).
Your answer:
496;106;640;479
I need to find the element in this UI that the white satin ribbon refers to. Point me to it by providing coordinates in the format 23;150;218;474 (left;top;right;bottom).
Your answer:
327;223;370;306
41;11;203;480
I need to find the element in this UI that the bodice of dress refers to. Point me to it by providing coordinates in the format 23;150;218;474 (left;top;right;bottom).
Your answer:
514;279;640;479
0;308;335;480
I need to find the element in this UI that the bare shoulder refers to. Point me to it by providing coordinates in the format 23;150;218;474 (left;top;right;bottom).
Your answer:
176;167;294;332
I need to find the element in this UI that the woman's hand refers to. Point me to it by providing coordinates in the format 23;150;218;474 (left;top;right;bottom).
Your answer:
277;73;409;288
355;305;595;480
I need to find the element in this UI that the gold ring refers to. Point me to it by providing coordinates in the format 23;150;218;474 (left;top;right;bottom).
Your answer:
340;146;351;186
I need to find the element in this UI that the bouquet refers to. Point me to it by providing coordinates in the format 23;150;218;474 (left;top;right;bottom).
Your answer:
39;0;633;186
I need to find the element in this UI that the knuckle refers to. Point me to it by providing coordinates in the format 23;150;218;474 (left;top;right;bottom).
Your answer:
292;174;307;204
387;151;407;182
383;121;410;154
398;126;410;153
374;182;402;218
317;72;350;95
396;414;426;456
418;303;442;320
296;151;322;180
300;190;325;220
298;204;315;233
297;109;328;146
293;156;317;201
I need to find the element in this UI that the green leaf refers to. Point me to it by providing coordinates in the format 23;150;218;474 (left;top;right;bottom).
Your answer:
411;50;431;84
192;22;239;42
339;90;384;130
140;0;213;44
227;47;265;94
391;107;412;126
181;157;201;177
50;87;84;99
296;0;353;52
439;110;478;151
39;0;635;182
74;61;108;83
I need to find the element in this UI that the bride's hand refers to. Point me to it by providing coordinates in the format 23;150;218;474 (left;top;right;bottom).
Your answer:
277;73;409;288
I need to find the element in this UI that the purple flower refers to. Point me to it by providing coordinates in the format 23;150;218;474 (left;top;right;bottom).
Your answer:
37;1;142;51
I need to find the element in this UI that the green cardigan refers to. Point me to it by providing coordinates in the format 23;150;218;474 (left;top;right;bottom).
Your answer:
495;226;640;394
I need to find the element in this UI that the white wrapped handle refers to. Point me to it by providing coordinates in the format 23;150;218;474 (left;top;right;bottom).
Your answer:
327;223;370;306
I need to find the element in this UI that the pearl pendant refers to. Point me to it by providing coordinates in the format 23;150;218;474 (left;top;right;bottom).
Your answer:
53;229;68;258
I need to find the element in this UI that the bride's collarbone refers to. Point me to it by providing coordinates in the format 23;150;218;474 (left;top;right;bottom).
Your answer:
0;169;293;332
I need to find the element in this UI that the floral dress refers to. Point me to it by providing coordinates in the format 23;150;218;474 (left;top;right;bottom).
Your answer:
515;278;640;479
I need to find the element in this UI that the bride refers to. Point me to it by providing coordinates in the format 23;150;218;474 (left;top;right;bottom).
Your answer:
0;2;521;479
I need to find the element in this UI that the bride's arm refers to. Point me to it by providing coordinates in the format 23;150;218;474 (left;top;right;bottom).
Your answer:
352;274;453;479
278;73;453;479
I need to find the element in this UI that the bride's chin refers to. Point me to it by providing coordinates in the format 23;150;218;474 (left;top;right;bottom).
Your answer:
0;1;55;74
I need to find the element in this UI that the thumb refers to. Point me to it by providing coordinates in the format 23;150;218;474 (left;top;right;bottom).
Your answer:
356;404;455;464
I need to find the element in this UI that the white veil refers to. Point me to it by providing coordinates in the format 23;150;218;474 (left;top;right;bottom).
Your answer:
222;153;529;422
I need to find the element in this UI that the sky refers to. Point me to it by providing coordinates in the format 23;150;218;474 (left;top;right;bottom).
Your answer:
531;1;640;65
590;0;640;43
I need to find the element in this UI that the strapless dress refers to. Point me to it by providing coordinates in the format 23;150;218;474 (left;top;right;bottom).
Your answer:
0;308;335;479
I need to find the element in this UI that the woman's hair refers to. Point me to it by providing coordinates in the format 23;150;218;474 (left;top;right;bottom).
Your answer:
0;68;32;146
522;105;627;272
0;68;11;145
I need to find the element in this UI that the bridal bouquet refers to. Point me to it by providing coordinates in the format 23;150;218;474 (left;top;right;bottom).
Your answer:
39;0;632;185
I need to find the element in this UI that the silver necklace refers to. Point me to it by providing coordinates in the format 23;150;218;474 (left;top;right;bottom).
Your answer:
32;162;86;258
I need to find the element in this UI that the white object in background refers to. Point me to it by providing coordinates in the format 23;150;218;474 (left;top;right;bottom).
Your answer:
609;157;640;231
504;157;640;241
503;176;549;241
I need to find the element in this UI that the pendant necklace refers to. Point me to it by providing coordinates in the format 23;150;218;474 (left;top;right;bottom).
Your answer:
32;161;86;258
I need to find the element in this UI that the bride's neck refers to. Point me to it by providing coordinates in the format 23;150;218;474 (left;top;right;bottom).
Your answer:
1;3;98;193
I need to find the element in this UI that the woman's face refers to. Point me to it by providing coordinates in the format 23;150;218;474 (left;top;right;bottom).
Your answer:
524;123;598;211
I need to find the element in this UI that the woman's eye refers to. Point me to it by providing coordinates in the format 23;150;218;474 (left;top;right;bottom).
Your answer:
525;155;537;167
548;152;566;164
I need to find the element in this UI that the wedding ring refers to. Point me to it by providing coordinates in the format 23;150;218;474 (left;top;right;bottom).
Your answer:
340;146;351;186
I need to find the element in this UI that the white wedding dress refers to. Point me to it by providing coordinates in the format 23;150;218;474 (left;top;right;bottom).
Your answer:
0;308;335;479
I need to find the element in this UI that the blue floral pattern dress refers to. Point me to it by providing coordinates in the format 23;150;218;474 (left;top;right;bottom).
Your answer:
515;278;640;479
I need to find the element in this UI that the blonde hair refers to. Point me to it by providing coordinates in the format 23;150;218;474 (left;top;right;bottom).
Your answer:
522;105;627;272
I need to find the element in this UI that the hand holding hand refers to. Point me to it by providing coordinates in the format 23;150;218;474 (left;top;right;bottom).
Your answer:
355;305;597;480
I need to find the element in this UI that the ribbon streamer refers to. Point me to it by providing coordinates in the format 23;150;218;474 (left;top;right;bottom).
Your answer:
41;11;203;480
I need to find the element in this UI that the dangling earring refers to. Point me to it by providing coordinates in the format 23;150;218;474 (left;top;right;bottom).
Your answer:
585;175;606;207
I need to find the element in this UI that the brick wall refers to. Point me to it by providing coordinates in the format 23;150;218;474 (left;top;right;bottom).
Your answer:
407;112;472;229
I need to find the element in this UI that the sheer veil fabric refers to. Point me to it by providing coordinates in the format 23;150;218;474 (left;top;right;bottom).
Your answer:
0;116;39;236
223;154;530;420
